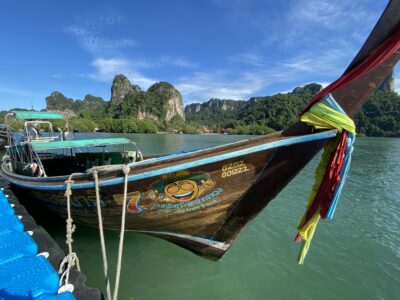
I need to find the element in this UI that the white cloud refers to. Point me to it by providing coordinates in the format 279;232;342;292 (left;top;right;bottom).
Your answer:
175;47;350;104
126;56;198;70
277;81;329;94
69;1;384;105
229;52;267;67
88;56;199;90
65;25;137;54
175;70;266;101
159;56;198;69
291;0;343;27
89;58;157;89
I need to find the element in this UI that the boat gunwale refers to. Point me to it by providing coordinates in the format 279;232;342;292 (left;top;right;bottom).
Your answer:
1;129;337;190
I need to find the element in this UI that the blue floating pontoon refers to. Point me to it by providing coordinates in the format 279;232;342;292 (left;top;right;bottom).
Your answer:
0;189;75;300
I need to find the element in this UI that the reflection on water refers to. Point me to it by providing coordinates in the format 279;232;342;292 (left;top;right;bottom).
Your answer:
2;134;400;300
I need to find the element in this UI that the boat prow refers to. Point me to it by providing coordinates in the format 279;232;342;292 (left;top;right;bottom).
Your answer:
1;0;400;260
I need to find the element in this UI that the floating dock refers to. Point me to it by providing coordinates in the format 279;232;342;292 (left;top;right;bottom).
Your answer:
0;180;104;300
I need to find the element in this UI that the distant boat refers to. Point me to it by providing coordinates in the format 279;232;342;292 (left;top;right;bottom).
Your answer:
1;0;399;260
0;125;10;150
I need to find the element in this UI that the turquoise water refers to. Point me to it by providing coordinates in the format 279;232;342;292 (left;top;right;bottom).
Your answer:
8;134;400;299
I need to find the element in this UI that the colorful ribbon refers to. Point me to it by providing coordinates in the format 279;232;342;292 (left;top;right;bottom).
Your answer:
296;94;356;264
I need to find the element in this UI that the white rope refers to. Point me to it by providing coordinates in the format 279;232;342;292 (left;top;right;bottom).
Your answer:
58;252;78;291
93;169;112;300
64;174;81;272
61;166;132;300
112;165;130;300
58;174;82;293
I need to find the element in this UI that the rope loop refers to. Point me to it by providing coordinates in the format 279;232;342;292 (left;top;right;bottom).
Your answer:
64;179;74;197
122;164;131;175
63;174;81;271
58;252;79;287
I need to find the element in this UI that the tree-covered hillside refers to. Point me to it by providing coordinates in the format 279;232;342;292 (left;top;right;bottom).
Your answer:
355;90;400;137
186;83;400;137
1;76;399;137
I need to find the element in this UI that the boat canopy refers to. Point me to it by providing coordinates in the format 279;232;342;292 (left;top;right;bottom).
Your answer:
11;111;65;120
30;138;133;151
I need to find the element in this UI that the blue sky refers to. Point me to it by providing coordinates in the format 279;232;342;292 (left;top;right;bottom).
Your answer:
0;0;397;110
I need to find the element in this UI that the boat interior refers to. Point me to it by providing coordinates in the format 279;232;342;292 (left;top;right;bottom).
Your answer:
6;143;144;177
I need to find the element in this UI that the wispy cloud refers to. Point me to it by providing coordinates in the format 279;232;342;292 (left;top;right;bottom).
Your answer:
289;0;380;37
229;52;267;67
0;85;39;98
124;56;198;70
214;0;381;48
64;10;138;56
176;70;265;101
196;0;384;103
88;58;157;89
66;1;385;104
66;10;198;88
65;25;137;55
176;47;349;103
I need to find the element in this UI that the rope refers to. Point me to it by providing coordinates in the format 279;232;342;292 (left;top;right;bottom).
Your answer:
58;252;78;290
93;169;112;300
58;174;82;293
62;165;132;299
113;165;130;300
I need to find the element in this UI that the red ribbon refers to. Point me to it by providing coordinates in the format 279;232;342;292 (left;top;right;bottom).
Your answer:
298;132;348;230
302;27;400;114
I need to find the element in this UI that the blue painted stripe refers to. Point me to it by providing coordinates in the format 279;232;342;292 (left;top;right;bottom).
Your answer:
6;130;336;191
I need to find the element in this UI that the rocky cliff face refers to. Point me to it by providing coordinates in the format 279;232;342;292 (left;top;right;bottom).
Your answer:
46;92;107;119
46;91;78;118
185;99;246;113
147;82;185;121
110;75;184;121
378;71;395;92
110;74;141;104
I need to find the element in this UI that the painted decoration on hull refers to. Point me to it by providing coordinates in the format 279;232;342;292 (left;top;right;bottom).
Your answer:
113;191;143;214
113;170;223;214
150;170;216;202
150;170;222;213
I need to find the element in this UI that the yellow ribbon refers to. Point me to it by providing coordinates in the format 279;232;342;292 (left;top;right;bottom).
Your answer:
296;100;356;264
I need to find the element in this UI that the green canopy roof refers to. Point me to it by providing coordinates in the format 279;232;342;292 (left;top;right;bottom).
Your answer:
30;138;132;151
12;111;65;120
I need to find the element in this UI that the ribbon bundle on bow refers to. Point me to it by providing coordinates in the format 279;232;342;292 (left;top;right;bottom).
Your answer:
295;94;355;264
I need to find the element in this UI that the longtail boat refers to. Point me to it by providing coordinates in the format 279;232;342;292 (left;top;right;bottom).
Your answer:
1;0;399;262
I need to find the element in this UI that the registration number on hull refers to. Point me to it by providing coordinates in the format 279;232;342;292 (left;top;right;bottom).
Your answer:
221;160;249;178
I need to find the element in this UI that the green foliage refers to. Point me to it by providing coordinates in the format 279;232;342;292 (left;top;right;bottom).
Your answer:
182;123;201;134
9;80;399;137
166;115;185;132
185;84;318;134
46;92;107;120
355;90;400;137
69;118;97;132
97;118;160;133
186;84;400;137
108;81;182;121
79;95;108;120
226;124;275;135
138;119;158;133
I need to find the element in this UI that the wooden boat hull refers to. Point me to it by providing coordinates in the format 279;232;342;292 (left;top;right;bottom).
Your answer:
1;130;335;259
2;0;400;260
